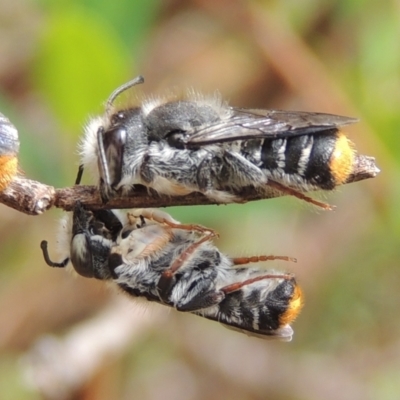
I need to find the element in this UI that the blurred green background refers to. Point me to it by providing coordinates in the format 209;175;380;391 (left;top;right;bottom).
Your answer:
0;0;398;399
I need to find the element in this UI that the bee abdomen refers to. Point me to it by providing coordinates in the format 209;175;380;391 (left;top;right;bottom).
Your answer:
265;278;303;329
258;130;355;190
215;277;303;335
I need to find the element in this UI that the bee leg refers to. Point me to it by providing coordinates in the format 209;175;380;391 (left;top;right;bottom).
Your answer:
222;150;267;187
128;209;218;237
191;153;238;203
232;255;297;264
75;164;84;185
139;151;156;184
127;208;179;225
220;273;294;295
175;288;226;312
195;150;266;202
267;180;333;210
96;126;113;203
71;201;91;234
126;212;145;229
196;152;215;192
157;231;216;300
160;219;218;237
99;178;111;203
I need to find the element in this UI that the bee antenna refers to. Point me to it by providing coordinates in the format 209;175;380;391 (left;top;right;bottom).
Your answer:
40;240;69;268
106;75;145;115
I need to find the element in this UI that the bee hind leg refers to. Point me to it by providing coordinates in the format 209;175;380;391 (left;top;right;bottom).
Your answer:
232;255;297;265
175;289;226;312
220;273;294;295
267;180;333;210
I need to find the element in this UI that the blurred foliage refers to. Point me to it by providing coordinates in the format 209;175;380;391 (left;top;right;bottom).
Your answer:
31;7;130;130
0;0;399;399
31;0;161;131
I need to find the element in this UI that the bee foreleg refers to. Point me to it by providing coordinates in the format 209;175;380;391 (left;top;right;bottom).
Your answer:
129;208;218;236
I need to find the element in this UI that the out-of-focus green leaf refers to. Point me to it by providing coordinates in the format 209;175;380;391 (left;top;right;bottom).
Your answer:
36;0;162;51
31;6;132;132
77;0;162;51
357;10;400;154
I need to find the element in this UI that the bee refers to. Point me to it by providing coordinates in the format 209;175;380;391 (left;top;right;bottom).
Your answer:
41;205;303;340
0;112;19;191
80;76;378;208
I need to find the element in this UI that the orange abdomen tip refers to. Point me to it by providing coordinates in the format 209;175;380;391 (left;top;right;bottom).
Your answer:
330;131;355;185
279;283;304;326
0;155;18;191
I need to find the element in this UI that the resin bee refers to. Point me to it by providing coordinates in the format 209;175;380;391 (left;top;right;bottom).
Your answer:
80;76;378;208
0;112;19;191
41;205;303;340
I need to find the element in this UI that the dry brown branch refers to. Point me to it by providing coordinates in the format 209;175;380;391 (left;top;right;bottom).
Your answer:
0;154;379;215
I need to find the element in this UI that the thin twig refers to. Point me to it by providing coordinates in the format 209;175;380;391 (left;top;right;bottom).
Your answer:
0;154;379;215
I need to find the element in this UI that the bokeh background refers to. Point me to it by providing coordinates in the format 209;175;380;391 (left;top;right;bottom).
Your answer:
0;1;398;399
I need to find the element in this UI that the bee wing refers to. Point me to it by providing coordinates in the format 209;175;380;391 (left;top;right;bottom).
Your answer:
216;321;294;341
185;108;358;146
